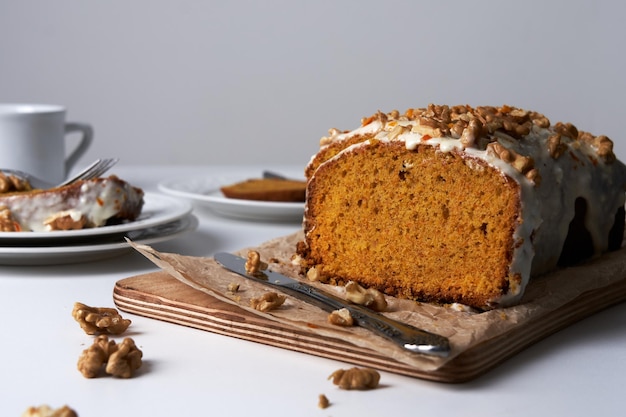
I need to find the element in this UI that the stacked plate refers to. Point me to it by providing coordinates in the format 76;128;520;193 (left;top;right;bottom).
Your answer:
0;192;196;265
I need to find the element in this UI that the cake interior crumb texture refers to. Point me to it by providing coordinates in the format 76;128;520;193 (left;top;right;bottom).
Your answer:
305;141;521;308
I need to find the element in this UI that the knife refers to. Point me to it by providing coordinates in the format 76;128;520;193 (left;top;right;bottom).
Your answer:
214;252;450;357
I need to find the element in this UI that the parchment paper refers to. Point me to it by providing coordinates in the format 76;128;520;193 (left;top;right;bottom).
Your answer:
128;232;626;372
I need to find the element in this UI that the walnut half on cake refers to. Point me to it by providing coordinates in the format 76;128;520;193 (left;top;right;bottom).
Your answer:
296;104;626;309
0;175;144;232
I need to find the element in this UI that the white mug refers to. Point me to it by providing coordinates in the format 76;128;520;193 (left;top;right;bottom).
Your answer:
0;103;93;184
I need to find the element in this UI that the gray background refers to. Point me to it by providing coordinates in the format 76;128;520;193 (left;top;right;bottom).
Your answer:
1;0;624;168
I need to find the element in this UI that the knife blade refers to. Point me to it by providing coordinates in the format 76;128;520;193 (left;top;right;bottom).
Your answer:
214;252;450;357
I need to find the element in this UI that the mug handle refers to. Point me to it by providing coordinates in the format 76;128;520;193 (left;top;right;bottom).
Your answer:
64;122;94;174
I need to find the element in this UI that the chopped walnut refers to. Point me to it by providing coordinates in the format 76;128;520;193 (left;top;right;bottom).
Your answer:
486;142;541;185
459;118;483;148
305;265;329;283
593;135;616;162
344;281;388;312
227;282;240;293
250;292;286;312
511;155;533;174
72;302;131;335
554;121;578;140
525;168;541;186
0;205;21;231
0;172;33;193
245;250;268;275
320;128;342;146
318;394;330;409
328;367;380;390
386;124;409;140
105;338;143;378
547;133;567;159
21;404;78;417
306;266;319;281
486;141;513;163
577;131;616;162
328;308;354;327
44;212;88;231
530;111;550;128
411;121;444;138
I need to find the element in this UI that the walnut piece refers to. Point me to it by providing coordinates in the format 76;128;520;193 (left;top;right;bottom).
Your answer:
328;367;380;390
21;405;78;417
305;265;329;283
105;338;144;378
44;212;88;231
318;394;330;409
0;205;21;231
77;335;143;378
459;118;482;148
0;172;33;194
227;282;240;293
547;133;567;159
486;142;541;185
328;308;354;327
72;302;131;335
245;250;268;275
344;281;388;312
250;292;286;312
554;121;578;140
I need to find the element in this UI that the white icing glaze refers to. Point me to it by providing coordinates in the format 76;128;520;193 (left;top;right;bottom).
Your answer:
307;110;626;307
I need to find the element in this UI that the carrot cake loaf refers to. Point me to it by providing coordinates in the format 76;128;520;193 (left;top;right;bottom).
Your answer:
296;104;626;309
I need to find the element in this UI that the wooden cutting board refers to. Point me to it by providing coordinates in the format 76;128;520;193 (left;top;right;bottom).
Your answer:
113;269;626;383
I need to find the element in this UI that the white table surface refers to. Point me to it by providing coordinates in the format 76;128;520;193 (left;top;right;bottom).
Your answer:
1;164;624;417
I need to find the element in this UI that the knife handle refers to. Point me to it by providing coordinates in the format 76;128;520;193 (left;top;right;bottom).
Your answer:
283;281;450;357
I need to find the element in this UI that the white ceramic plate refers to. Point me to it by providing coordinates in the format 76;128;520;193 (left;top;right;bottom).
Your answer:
158;175;304;222
0;214;198;265
0;192;192;242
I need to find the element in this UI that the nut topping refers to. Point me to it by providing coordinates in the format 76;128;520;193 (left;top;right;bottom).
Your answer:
547;133;567;159
363;104;614;160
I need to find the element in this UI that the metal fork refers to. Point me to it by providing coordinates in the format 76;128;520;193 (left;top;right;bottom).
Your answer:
57;158;119;187
0;158;119;189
